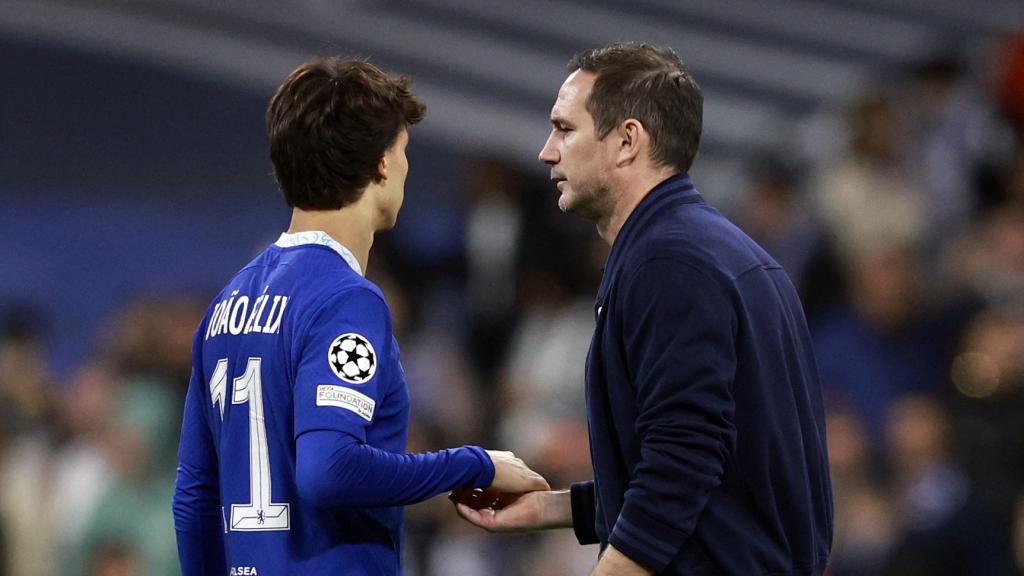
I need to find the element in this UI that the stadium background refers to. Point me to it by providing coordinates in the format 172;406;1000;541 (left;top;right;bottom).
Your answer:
1;0;1023;574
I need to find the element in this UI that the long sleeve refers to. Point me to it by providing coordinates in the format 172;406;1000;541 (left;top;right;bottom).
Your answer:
173;365;226;576
291;286;494;508
609;258;738;572
295;430;493;507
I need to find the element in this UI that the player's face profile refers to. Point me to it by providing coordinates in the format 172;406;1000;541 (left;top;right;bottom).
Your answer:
377;127;410;230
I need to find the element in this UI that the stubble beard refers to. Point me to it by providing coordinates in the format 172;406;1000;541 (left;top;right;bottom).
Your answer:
559;178;611;222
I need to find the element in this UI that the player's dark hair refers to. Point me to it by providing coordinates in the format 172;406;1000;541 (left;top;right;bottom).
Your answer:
267;57;426;210
569;42;703;173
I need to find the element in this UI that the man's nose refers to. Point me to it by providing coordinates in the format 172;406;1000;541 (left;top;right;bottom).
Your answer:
538;133;559;165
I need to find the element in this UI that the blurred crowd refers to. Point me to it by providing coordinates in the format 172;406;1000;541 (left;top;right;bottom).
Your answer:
2;35;1024;576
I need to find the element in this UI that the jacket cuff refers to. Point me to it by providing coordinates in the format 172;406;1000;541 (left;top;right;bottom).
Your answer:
608;498;689;573
570;481;599;545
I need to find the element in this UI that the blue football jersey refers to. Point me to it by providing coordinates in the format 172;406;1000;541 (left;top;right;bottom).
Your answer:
173;231;493;575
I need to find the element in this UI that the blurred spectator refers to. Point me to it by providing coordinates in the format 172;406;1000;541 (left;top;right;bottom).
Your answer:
944;162;1024;306
101;296;205;388
948;307;1024;514
50;362;118;560
2;296;199;576
0;307;57;433
0;423;56;575
87;543;142;576
371;265;483;447
488;223;603;576
737;156;822;288
811;246;959;444
495;235;604;488
70;376;180;576
463;157;529;381
0;308;59;575
905;54;1000;241
812;93;927;264
823;406;895;576
881;395;1013;575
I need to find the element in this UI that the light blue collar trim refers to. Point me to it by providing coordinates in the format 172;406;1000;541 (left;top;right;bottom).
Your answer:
274;231;363;276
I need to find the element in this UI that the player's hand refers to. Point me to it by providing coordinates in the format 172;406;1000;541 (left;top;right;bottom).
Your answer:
484;450;550;493
447;487;521;511
451;489;570;533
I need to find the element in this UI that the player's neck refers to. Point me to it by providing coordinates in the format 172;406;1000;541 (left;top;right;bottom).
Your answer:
286;207;373;273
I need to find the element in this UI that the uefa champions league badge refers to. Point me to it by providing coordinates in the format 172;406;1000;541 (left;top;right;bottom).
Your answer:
328;333;377;384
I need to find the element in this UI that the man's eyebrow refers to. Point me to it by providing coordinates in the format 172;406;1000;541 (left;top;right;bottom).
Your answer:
550;115;572;127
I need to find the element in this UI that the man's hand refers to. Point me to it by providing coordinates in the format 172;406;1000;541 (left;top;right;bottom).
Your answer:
590;544;654;576
484;450;550;493
452;489;573;533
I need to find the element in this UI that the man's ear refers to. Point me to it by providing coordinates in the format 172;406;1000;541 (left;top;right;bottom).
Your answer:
375;156;388;184
616;119;644;167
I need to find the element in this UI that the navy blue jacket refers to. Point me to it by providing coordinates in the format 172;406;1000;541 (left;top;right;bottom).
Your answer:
570;174;832;575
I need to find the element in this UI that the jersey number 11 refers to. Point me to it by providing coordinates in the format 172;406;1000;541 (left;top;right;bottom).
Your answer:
211;357;291;531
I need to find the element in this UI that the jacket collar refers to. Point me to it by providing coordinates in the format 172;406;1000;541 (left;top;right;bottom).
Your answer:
597;173;702;303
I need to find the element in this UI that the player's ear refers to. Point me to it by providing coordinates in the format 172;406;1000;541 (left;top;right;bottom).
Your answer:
375;155;388;184
615;119;643;167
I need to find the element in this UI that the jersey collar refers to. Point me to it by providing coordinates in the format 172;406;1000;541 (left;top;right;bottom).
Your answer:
274;231;363;276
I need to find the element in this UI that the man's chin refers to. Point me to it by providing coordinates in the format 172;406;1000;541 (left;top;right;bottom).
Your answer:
557;193;575;214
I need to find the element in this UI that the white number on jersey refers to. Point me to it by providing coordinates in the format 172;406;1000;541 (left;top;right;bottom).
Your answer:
210;357;290;531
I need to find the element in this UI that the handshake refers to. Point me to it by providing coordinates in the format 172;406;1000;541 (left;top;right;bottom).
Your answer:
449;450;572;533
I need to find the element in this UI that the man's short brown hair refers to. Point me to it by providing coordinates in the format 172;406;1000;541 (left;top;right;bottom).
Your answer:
267;57;425;210
569;42;703;173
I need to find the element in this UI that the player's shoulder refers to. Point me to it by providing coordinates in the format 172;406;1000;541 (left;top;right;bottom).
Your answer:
309;273;384;309
294;268;389;336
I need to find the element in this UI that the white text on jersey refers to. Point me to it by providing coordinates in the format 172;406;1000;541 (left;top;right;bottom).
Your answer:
206;293;289;340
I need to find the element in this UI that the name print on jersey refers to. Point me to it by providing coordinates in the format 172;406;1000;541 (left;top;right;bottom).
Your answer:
206;290;289;340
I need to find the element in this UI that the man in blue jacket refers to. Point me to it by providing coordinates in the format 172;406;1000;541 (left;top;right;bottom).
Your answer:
454;42;833;575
